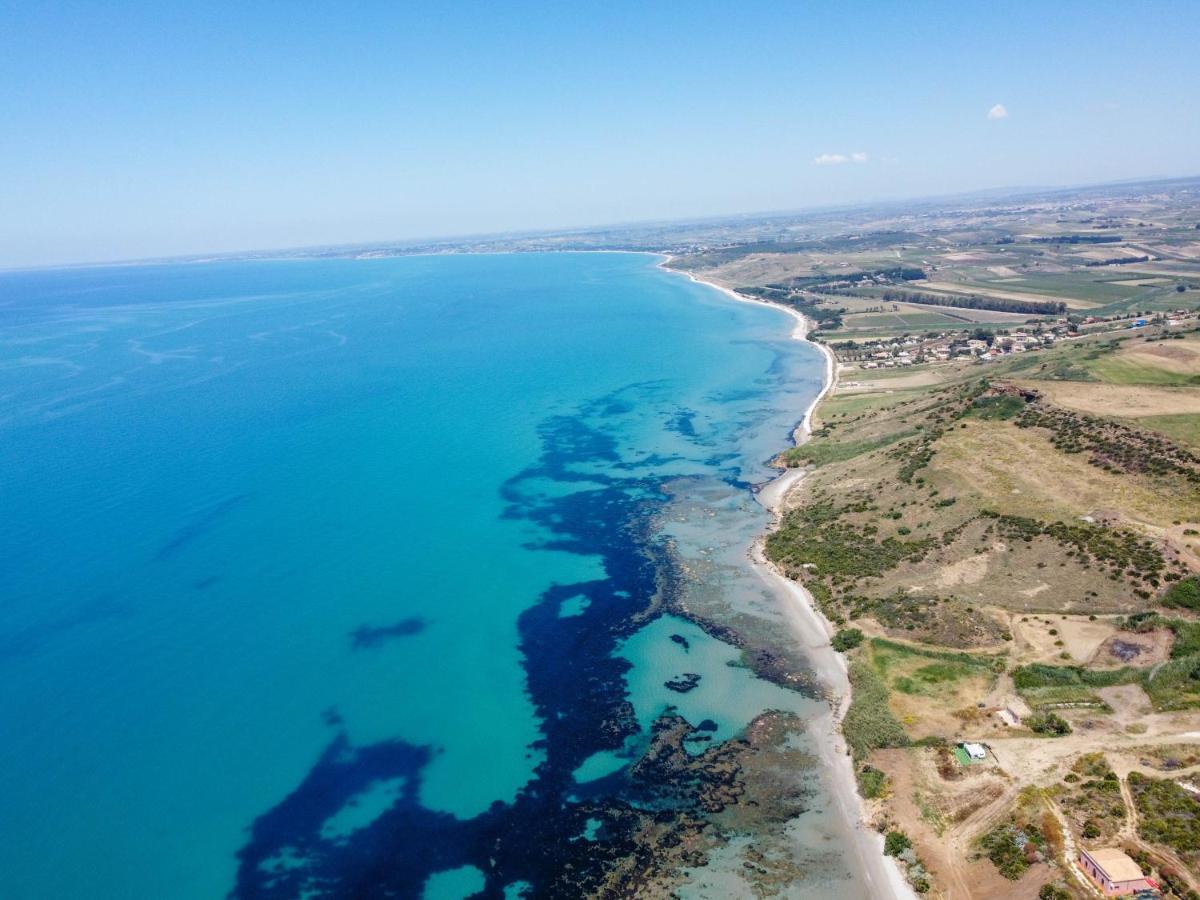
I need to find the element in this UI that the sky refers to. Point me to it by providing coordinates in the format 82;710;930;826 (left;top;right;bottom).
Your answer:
2;0;1198;267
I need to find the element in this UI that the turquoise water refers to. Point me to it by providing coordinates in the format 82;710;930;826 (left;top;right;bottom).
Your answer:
0;252;833;897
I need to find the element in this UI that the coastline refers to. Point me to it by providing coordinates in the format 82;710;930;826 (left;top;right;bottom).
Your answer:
661;257;914;900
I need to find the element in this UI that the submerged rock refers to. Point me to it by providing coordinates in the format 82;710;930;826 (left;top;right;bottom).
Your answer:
664;672;702;693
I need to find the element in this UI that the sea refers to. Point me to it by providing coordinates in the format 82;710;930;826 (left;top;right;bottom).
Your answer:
0;252;866;898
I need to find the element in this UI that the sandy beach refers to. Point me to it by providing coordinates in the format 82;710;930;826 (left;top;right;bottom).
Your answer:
665;258;915;900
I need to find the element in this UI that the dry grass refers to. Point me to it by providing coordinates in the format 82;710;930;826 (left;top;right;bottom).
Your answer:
865;640;997;741
1022;381;1200;418
929;417;1198;529
1122;338;1200;375
1010;614;1116;665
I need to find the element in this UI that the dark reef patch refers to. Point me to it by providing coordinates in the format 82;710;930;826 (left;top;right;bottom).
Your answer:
664;673;702;693
669;633;690;650
231;383;823;898
668;407;698;438
349;617;428;649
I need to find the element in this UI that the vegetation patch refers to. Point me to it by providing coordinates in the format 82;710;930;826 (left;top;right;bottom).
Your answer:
856;764;888;799
1059;754;1126;844
1013;654;1200;712
977;822;1042;880
852;592;1005;648
1026;712;1073;736
1142;653;1200;711
766;505;934;589
1163;575;1200;612
842;660;910;760
831;628;864;652
1128;772;1200;869
875;287;1066;316
986;512;1168;584
781;430;916;467
1015;400;1200;484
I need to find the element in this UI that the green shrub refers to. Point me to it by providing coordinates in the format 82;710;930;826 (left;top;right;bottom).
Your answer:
1128;771;1200;860
1164;575;1200;611
856;765;888;799
1027;712;1072;736
978;824;1030;879
884;830;912;856
832;628;865;652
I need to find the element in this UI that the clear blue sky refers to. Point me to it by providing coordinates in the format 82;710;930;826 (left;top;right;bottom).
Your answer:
3;0;1198;267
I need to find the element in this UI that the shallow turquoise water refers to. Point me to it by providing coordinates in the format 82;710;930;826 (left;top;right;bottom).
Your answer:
0;252;828;897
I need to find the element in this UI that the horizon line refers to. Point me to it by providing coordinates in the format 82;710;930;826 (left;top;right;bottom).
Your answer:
5;170;1198;275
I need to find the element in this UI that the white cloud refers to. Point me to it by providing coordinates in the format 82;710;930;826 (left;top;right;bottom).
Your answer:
813;152;869;166
987;103;1008;120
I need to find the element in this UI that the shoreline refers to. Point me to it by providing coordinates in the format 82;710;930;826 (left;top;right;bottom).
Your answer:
661;257;914;900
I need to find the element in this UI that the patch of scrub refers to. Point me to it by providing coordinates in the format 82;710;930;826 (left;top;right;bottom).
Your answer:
423;864;485;899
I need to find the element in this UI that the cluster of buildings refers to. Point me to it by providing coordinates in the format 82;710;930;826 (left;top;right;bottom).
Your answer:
835;307;1199;370
839;325;1069;369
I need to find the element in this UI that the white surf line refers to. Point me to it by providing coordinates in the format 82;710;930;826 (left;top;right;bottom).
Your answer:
661;256;915;900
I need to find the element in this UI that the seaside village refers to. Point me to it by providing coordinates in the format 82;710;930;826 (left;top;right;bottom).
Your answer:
832;309;1199;370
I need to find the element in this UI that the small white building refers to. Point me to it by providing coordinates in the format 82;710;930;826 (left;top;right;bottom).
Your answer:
962;742;987;761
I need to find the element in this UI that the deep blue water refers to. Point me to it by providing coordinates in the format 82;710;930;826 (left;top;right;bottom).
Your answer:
0;252;842;897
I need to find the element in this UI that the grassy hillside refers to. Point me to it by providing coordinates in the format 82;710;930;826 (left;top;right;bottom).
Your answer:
765;330;1200;894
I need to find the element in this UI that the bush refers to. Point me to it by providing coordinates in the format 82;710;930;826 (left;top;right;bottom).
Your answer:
1039;885;1070;900
979;824;1030;879
832;628;865;652
857;765;888;799
1163;575;1200;611
1027;712;1072;736
884;830;912;856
